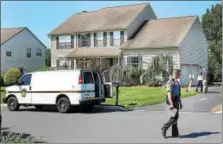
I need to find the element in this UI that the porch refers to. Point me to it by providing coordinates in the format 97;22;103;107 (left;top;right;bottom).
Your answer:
64;47;121;71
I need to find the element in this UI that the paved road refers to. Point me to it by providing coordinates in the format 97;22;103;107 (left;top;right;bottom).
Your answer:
1;86;222;143
135;86;222;112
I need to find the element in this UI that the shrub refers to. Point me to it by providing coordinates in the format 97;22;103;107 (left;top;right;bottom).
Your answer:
4;68;22;85
0;132;41;143
0;75;4;86
37;67;51;71
118;67;144;86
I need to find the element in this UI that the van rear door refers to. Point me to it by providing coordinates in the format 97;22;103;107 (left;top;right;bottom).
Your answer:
80;70;95;100
102;70;113;98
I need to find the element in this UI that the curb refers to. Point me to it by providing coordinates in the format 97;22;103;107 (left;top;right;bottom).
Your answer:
1;104;7;107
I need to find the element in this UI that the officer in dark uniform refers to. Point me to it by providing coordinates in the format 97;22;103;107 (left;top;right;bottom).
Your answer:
161;69;183;138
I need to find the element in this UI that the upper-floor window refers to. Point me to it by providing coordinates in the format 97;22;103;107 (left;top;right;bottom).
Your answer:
36;48;42;56
94;32;104;47
27;48;31;58
109;31;125;46
78;34;91;47
6;51;12;57
58;35;72;49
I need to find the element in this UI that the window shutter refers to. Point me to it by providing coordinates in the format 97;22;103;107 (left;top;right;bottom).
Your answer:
127;57;131;66
78;34;81;47
103;32;107;47
139;55;143;68
87;33;91;47
71;35;74;48
120;31;124;45
94;33;97;47
110;32;113;46
56;37;59;49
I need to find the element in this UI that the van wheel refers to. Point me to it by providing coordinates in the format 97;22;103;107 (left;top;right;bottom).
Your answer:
7;97;19;111
35;105;43;111
56;97;70;113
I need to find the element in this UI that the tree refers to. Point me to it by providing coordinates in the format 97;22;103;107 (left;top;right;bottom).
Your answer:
141;54;174;86
202;3;222;82
45;48;51;67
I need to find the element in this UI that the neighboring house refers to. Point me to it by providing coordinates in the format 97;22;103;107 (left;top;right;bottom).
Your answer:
48;3;208;86
1;27;46;75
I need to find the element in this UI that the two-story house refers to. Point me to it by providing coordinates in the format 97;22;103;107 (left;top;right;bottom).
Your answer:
48;3;208;86
1;27;46;75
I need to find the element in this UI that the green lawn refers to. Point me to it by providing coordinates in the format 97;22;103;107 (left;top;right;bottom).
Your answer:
0;86;198;108
105;86;198;108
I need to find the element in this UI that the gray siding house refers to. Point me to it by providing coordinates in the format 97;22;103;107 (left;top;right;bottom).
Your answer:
48;3;208;85
1;27;46;75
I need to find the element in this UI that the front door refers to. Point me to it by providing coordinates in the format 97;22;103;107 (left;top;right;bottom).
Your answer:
17;74;32;104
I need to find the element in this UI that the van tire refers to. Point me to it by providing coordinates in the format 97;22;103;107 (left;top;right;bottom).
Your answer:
56;97;70;113
7;96;19;111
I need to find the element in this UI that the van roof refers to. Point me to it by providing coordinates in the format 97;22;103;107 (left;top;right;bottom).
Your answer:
28;69;83;75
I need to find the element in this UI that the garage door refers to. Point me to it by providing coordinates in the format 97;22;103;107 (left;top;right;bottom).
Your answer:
191;65;200;86
181;65;190;86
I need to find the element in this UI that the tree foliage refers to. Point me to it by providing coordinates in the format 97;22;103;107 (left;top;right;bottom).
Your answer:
202;3;222;82
141;54;174;86
45;48;51;67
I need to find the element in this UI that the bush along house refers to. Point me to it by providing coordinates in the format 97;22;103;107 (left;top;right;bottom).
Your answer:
48;3;208;86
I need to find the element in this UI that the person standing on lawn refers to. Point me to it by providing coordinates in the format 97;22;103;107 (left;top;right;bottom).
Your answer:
161;69;183;138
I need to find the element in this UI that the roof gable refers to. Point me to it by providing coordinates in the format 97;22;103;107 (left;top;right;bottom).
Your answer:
1;27;25;45
122;16;198;49
49;3;149;35
1;27;47;48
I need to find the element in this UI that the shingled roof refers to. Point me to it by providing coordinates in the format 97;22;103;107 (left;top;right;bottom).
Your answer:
1;27;25;45
66;47;120;58
49;3;151;35
122;16;198;49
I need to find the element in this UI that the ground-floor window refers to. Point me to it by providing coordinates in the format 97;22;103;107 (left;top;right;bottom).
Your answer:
56;58;71;68
127;56;142;68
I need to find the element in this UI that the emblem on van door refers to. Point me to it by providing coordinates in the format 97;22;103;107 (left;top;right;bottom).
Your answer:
21;89;27;97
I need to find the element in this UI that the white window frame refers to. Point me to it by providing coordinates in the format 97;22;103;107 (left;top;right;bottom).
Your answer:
127;56;140;68
59;35;72;49
27;48;31;58
113;31;120;39
36;48;42;56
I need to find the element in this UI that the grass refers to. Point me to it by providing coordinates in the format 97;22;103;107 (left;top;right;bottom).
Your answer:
0;86;198;108
105;86;198;108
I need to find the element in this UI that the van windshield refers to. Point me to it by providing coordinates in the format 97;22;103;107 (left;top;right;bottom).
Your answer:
82;71;94;84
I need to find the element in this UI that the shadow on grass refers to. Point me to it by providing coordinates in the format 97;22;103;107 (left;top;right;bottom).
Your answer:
14;104;132;114
180;131;220;138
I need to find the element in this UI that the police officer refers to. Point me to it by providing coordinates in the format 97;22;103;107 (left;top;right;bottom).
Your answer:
161;69;183;138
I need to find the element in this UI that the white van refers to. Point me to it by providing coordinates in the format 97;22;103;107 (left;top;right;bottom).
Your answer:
3;69;113;113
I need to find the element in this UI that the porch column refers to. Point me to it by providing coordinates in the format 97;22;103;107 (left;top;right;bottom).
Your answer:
71;58;74;69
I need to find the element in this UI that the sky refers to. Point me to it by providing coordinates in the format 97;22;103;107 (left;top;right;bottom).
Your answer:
1;1;220;48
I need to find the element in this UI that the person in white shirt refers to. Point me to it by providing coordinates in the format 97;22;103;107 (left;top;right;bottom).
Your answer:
195;72;204;92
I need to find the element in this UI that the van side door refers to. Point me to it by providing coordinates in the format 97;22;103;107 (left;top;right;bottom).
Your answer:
81;71;95;99
16;74;32;104
102;70;113;98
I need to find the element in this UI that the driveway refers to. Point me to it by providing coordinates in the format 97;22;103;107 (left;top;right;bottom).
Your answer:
1;86;222;143
135;86;222;112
